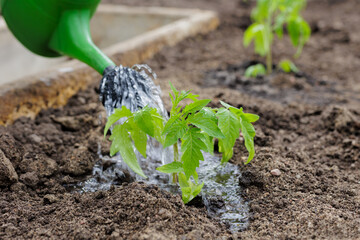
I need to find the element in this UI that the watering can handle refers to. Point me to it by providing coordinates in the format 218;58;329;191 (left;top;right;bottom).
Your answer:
1;0;116;75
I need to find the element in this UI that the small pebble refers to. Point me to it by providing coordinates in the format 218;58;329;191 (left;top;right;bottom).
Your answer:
270;169;281;176
43;194;58;205
29;134;42;144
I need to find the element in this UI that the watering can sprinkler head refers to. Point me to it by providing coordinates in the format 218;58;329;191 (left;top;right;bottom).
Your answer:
1;0;115;75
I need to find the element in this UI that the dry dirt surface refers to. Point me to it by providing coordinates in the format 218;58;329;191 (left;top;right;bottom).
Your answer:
1;0;360;239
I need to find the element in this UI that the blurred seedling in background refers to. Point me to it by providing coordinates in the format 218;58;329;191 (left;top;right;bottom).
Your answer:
243;0;311;76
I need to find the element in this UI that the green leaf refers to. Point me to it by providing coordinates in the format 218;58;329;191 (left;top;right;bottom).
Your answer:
287;16;311;49
274;25;284;39
218;139;234;164
185;93;200;102
219;101;244;117
243;23;264;47
219;100;235;109
181;128;206;179
178;172;189;188
254;28;269;56
188;108;224;139
191;182;204;200
200;133;214;155
163;120;188;148
216;108;241;163
274;14;286;38
244;64;266;78
156;162;183;174
125;119;147;158
180;186;192;203
239;112;257;164
278;59;299;73
192;170;199;183
134;106;155;137
242;113;260;123
183;99;211;115
178;173;204;204
244;24;255;47
104;106;132;137
243;23;270;57
150;108;165;144
169;82;179;96
162;113;182;135
109;125;146;178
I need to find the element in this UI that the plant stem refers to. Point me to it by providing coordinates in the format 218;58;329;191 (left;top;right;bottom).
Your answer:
266;5;273;74
172;142;179;184
266;48;272;74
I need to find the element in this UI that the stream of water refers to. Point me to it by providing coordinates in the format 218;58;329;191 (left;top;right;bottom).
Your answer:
73;65;249;232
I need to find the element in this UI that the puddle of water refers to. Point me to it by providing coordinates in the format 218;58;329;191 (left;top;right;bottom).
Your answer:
69;65;249;232
199;153;249;231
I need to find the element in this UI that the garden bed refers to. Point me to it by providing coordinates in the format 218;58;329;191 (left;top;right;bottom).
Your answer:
1;0;359;239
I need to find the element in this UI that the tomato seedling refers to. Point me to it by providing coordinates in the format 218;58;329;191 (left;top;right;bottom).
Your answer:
243;0;311;75
104;83;259;203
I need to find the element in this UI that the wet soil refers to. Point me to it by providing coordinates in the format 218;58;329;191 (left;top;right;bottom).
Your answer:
1;0;360;239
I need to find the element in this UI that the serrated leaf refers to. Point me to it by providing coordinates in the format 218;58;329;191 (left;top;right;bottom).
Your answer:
169;82;179;95
185;93;200;101
218;138;234;163
183;99;211;115
162;113;182;135
125;119;147;158
216;108;241;163
188;108;225;139
156;162;183;174
200;133;214;155
109;125;146;178
239;112;257;164
134;106;155;137
181;128;206;179
219;100;234;109
104;106;132;137
163;120;188;148
219;101;243;115
150;108;165;144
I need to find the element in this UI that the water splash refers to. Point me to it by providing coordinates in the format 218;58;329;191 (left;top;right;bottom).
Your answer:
199;153;249;232
99;64;167;118
71;65;249;232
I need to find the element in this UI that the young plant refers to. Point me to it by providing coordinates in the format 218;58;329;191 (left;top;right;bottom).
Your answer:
104;83;259;203
245;63;267;77
243;0;311;75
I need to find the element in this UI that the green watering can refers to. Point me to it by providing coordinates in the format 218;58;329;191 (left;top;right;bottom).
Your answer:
1;0;161;111
0;0;115;74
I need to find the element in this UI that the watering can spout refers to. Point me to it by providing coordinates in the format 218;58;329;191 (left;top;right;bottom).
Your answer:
49;9;115;74
1;0;115;75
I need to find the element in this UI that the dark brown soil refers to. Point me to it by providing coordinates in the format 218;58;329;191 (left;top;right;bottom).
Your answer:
1;0;360;239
